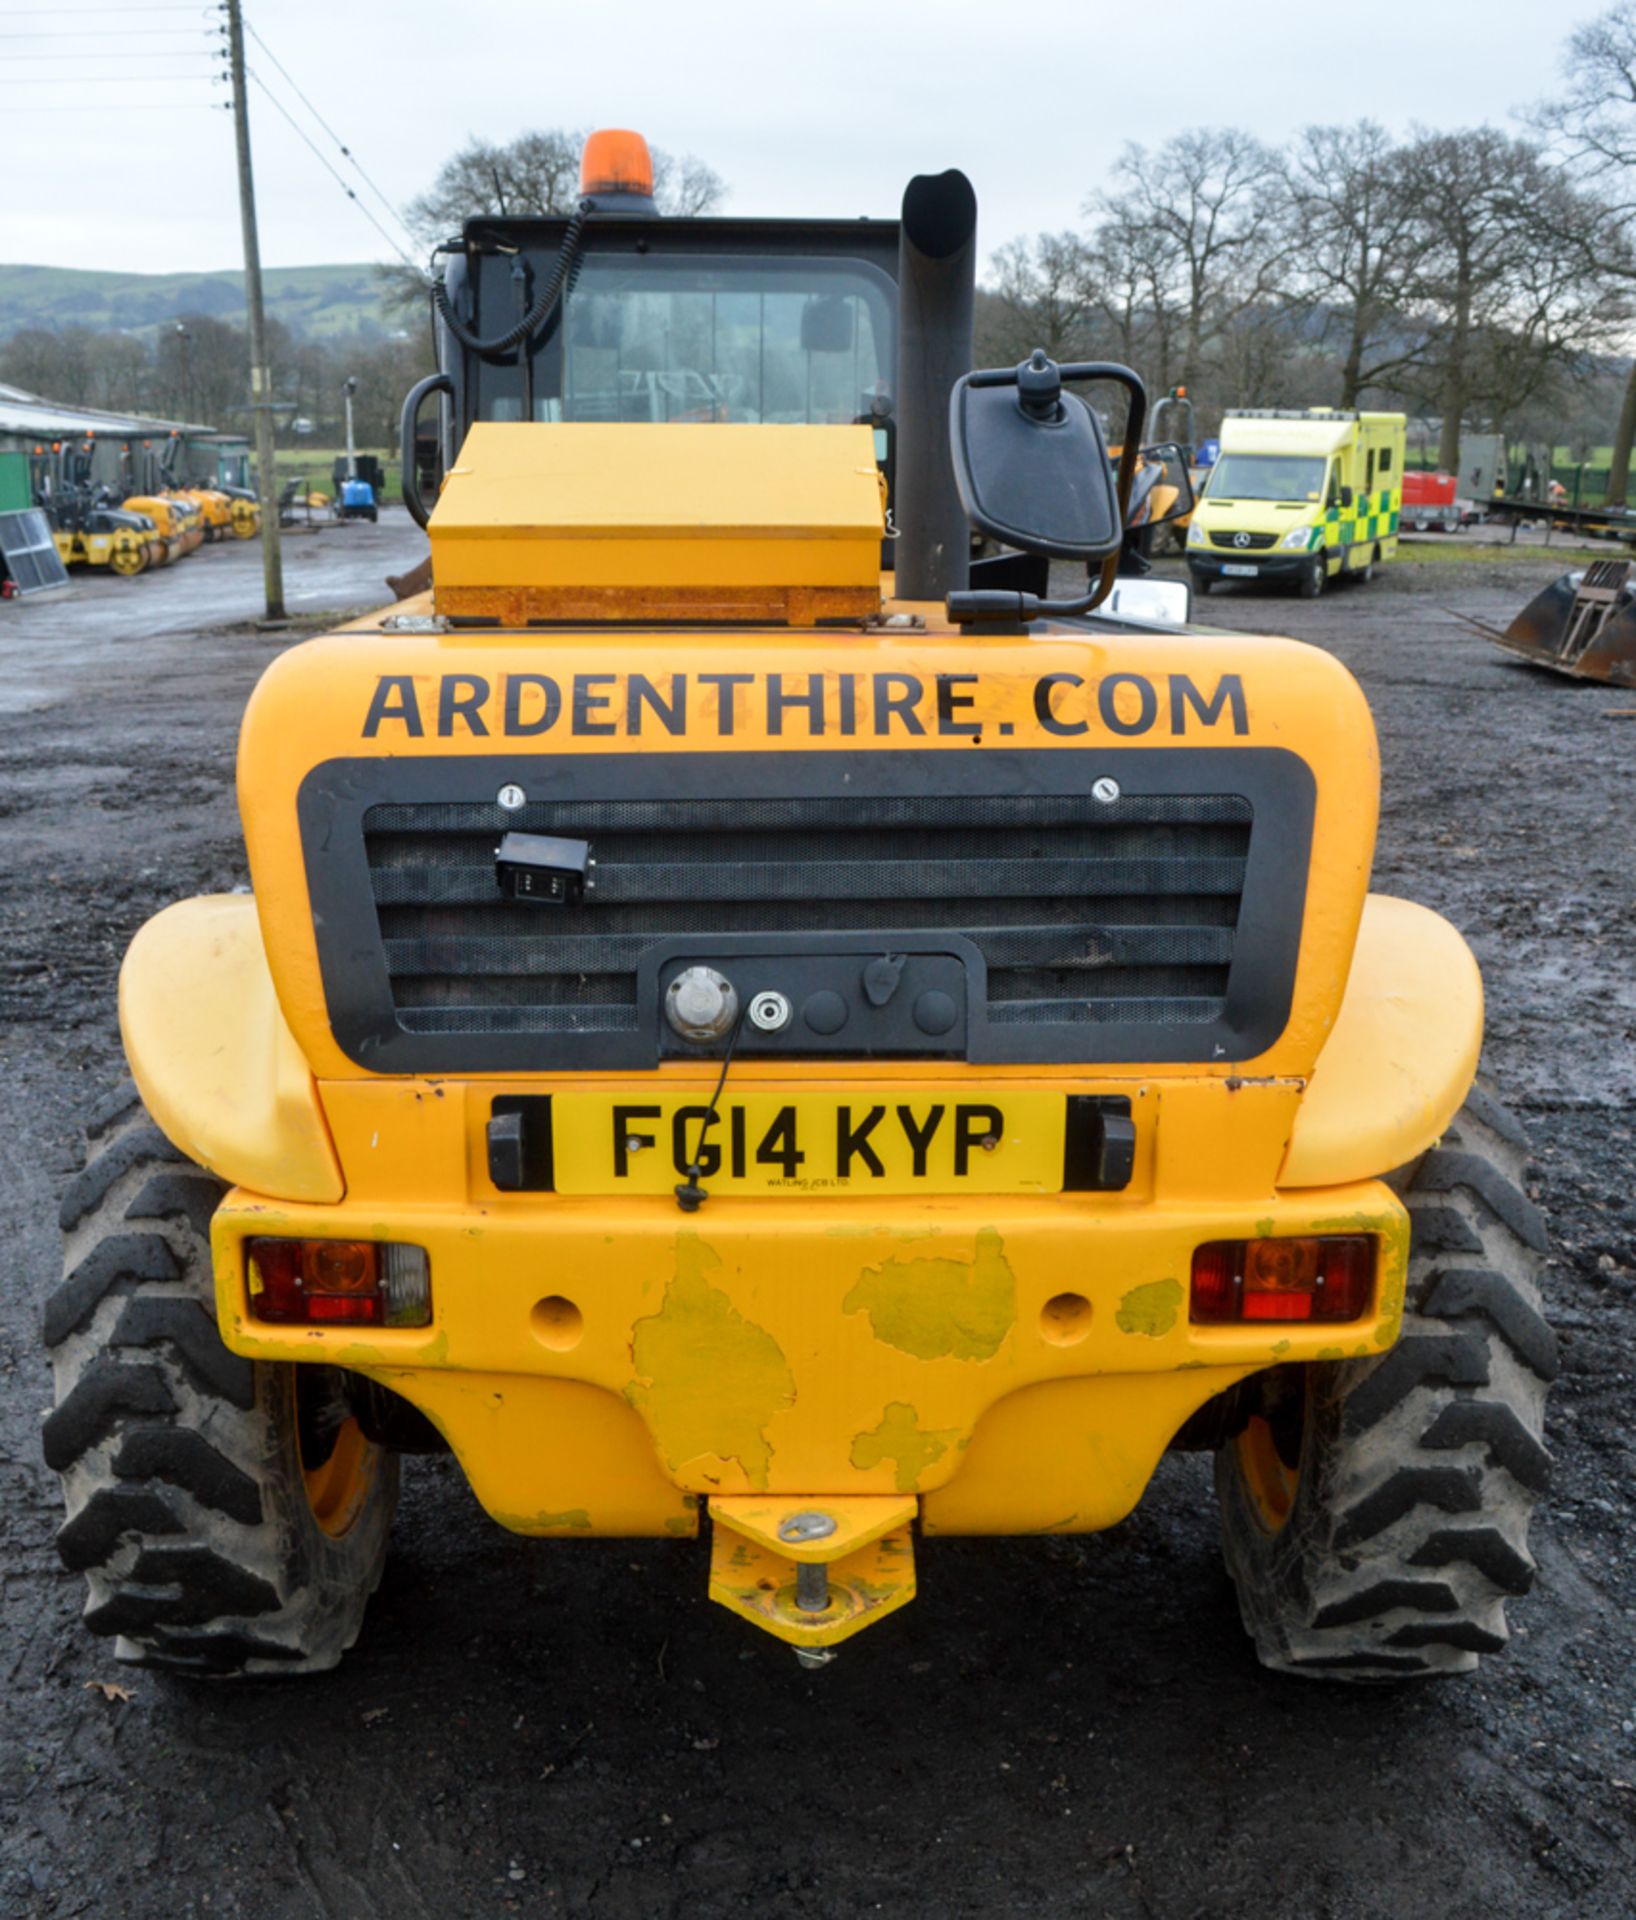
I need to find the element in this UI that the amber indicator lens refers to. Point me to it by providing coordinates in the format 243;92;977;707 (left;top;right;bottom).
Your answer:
246;1238;431;1328
1190;1235;1374;1324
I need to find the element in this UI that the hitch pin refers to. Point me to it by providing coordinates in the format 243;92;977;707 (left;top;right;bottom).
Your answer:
780;1509;837;1616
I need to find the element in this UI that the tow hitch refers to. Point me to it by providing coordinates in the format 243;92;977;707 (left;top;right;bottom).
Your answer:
708;1496;917;1662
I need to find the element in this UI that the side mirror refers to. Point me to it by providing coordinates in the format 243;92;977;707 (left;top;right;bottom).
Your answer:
1102;577;1192;625
945;350;1148;623
801;295;855;354
1126;442;1195;529
1339;484;1354;509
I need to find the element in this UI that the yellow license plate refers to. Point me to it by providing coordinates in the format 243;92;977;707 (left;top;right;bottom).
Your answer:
552;1090;1066;1196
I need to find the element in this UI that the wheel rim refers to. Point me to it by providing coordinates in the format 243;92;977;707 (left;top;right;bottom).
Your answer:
1234;1414;1301;1534
296;1371;380;1539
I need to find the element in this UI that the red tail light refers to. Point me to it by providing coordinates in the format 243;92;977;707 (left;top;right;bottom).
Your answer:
246;1238;431;1328
1190;1235;1374;1325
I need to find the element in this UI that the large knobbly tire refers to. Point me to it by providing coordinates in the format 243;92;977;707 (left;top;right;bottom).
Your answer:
1216;1083;1555;1680
45;1084;398;1676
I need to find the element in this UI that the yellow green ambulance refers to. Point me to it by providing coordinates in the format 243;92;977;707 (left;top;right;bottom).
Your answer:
1187;408;1405;598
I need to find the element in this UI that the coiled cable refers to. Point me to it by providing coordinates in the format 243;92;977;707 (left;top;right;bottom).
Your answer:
430;201;591;359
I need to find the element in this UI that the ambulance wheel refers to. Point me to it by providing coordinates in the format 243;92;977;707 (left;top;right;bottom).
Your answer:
44;1085;398;1677
1215;1084;1554;1680
1188;565;1213;596
1353;545;1378;584
1298;558;1327;598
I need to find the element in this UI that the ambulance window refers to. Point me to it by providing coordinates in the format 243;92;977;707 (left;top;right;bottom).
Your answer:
1379;446;1394;473
1327;464;1340;506
1367;451;1376;489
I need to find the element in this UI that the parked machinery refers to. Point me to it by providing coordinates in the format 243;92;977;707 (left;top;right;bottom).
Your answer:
1464;559;1636;685
43;131;1551;1684
122;491;205;563
30;439;161;577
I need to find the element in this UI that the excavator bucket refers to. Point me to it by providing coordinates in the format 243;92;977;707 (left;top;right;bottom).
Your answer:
1468;559;1636;686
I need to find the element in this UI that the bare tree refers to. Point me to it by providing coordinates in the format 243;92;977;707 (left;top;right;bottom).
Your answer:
1086;217;1181;389
1533;4;1636;501
153;314;248;426
654;150;729;218
1396;129;1572;469
406;128;726;243
1284;121;1428;405
382;128;729;319
983;232;1103;363
1;328;94;407
1089;130;1293;395
84;333;152;415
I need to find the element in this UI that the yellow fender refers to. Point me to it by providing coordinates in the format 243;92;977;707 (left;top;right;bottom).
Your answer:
1281;893;1482;1187
119;895;342;1202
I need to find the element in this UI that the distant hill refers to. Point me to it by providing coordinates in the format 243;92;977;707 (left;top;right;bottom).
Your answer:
0;262;401;342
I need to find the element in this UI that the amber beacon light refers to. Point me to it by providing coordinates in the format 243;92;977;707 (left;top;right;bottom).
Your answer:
579;128;654;200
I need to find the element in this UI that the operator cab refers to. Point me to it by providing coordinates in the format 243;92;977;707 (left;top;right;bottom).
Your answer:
420;132;899;544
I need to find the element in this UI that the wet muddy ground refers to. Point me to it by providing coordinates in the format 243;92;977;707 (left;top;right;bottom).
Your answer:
1;530;1633;1918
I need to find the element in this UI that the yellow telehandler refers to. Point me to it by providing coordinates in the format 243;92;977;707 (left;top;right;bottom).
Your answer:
45;131;1552;1680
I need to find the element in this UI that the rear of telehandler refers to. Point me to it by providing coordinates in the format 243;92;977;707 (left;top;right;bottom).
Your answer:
45;132;1554;1681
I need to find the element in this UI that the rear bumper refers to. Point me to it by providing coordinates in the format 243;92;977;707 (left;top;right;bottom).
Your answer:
212;1181;1409;1538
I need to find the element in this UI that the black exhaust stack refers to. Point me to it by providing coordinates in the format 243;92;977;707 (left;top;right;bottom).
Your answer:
894;169;977;602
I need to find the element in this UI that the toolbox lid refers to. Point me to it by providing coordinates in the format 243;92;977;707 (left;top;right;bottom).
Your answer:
429;421;885;626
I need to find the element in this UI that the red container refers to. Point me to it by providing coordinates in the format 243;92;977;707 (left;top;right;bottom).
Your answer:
1402;470;1458;508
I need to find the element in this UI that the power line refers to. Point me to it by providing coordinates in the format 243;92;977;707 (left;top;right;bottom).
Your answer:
0;27;214;36
7;49;221;57
11;71;225;80
242;13;416;250
6;101;227;110
246;68;420;271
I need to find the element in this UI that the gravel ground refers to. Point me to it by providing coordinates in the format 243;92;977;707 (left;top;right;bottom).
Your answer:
1;528;1633;1919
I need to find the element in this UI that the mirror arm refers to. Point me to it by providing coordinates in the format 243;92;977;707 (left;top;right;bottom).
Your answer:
947;584;1109;624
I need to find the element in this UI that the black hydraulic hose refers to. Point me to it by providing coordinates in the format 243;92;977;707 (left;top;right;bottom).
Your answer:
431;202;590;361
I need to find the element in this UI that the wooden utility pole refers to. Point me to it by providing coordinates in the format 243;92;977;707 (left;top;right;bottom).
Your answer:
225;0;284;619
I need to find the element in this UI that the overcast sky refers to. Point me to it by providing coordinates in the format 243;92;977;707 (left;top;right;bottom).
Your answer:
0;0;1604;280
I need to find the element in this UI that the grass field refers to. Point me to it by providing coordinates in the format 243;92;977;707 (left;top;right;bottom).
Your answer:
1394;536;1616;565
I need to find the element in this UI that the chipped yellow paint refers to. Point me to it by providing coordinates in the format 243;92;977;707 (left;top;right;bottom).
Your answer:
712;1494;913;1562
627;1232;795;1489
1316;1345;1345;1361
849;1403;961;1492
1116;1277;1183;1338
842;1226;1016;1361
1270;1339;1291;1358
532;1509;592;1532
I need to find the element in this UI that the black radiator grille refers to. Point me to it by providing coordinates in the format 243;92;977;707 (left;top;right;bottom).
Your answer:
362;792;1252;1042
1209;530;1280;550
